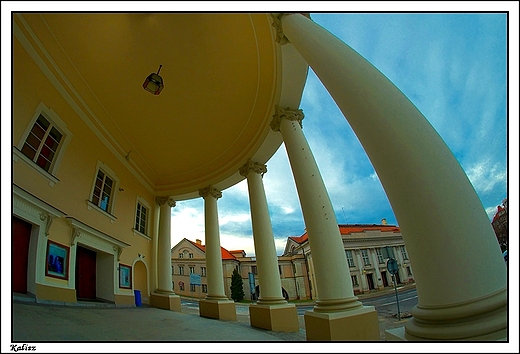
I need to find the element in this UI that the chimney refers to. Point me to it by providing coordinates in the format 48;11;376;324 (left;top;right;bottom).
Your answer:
381;218;387;225
196;239;202;245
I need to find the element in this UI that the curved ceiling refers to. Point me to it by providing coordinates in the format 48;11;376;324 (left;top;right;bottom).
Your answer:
15;13;308;198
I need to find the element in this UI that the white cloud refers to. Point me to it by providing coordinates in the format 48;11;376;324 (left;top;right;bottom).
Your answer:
219;212;251;226
465;159;507;195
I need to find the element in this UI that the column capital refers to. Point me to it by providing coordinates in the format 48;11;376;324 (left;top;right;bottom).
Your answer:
270;13;311;45
156;196;176;208
270;105;305;132
199;186;222;200
239;159;267;177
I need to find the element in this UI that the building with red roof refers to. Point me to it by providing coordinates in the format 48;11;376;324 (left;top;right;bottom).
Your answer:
491;198;508;252
171;219;414;300
283;219;414;297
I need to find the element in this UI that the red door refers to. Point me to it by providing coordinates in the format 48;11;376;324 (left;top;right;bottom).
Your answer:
76;246;97;300
12;217;32;294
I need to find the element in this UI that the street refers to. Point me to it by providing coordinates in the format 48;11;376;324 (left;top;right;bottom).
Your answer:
180;287;418;318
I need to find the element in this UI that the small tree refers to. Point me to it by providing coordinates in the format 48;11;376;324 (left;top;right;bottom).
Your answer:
230;268;245;302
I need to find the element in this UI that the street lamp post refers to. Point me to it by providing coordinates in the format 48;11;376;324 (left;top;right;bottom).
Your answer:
387;258;401;321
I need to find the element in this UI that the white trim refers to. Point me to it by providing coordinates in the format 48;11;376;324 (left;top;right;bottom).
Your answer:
132;229;152;241
133;195;152;239
13;184;67;218
13;147;60;186
87;160;120;220
13;102;72;186
66;217;130;249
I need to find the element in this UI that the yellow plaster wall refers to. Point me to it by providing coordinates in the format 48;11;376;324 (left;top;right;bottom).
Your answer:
13;36;155;265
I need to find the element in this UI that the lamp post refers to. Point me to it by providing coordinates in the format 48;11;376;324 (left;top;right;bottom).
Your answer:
387;258;401;321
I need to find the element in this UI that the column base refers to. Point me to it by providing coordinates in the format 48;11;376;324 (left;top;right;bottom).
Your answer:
304;305;379;341
150;292;181;312
249;303;299;332
393;288;508;341
385;326;507;341
199;298;237;321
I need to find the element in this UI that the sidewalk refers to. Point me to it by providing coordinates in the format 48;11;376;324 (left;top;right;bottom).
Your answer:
11;284;416;343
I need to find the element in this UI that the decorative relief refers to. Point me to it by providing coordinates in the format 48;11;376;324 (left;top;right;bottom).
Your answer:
156;196;176;208
270;105;305;132
239;159;267;177
199;186;222;200
270;13;311;45
44;214;54;237
70;228;81;246
113;246;122;261
13;197;38;219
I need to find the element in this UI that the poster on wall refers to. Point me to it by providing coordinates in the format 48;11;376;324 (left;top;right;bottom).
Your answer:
119;264;132;289
45;240;69;280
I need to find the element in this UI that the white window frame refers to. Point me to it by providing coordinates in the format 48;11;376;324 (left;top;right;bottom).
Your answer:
87;161;119;222
351;275;358;286
179;253;184;258
202;284;207;293
13;102;72;186
189;266;195;274
361;249;371;266
400;245;409;260
345;250;355;267
188;253;193;259
376;248;385;264
201;267;207;276
133;196;151;240
179;266;184;275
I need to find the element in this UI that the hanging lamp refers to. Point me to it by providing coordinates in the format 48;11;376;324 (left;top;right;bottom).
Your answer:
142;65;164;95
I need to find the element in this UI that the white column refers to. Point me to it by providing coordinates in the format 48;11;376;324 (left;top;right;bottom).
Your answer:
239;159;286;304
370;249;382;289
199;186;227;300
278;13;507;340
271;106;362;312
155;196;176;293
355;250;368;293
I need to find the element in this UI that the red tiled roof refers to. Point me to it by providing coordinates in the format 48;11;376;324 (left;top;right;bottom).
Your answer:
289;224;401;243
493;205;504;222
187;239;236;260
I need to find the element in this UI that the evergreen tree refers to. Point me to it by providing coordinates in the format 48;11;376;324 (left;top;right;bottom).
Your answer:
230;268;245;302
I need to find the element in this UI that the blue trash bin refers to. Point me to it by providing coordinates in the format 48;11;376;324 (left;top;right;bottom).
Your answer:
134;290;142;306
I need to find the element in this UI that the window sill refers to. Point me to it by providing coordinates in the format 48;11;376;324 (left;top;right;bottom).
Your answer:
13;147;60;186
133;228;151;241
86;200;117;223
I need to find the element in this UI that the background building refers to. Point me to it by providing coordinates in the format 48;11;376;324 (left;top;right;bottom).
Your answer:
284;220;414;298
171;221;413;300
492;198;508;252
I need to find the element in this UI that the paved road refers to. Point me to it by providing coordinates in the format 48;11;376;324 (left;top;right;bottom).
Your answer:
181;287;418;318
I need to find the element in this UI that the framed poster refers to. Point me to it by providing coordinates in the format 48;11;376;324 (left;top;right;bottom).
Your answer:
45;240;69;280
119;264;132;289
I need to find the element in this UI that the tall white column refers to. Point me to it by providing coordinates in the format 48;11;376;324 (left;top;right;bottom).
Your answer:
271;107;361;310
150;196;181;311
271;106;379;340
198;186;236;321
239;160;299;332
277;13;507;340
239;159;285;304
199;186;227;300
155;196;176;293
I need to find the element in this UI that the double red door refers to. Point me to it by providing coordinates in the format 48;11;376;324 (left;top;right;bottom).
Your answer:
12;217;32;294
75;246;97;300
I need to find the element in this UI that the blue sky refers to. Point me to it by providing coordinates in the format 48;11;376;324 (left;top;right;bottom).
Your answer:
170;12;512;257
